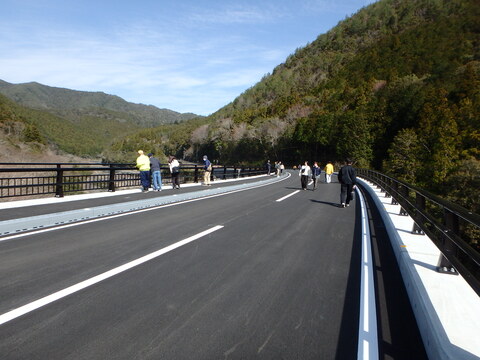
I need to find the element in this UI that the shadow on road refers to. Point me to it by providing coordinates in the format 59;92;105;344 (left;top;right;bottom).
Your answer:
309;199;342;207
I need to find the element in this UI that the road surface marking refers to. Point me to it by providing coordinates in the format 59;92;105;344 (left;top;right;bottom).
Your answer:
0;225;224;326
0;173;291;242
357;187;379;360
276;190;300;202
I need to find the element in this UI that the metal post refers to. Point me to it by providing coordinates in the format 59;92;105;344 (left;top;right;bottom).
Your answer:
399;185;408;215
436;209;459;274
412;193;425;234
108;164;116;192
55;164;64;197
223;166;227;180
194;165;199;183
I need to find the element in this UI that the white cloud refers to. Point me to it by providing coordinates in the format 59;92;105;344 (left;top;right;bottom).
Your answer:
188;3;285;24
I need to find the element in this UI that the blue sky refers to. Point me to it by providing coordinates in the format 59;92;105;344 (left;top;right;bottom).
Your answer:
1;0;376;115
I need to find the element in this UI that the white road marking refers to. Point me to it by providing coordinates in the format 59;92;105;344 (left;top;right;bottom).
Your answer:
357;187;379;360
0;173;291;242
276;190;300;202
0;225;224;326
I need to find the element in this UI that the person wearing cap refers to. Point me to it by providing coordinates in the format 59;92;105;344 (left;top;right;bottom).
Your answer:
203;155;212;186
136;150;151;192
148;153;162;191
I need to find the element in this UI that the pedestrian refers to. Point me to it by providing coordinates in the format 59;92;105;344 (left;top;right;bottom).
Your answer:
280;162;285;174
203;155;212;186
148;153;162;191
299;161;311;190
311;162;321;190
275;161;281;177
136;150;151;192
325;161;334;183
338;159;357;207
266;160;271;176
168;155;180;189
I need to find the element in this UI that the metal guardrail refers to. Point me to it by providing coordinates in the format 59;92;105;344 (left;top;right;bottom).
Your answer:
0;163;266;199
358;169;480;296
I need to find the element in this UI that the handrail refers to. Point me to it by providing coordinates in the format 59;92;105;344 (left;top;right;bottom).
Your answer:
0;162;266;199
357;169;480;296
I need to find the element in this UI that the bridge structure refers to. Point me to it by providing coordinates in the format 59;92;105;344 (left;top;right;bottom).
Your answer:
0;164;479;359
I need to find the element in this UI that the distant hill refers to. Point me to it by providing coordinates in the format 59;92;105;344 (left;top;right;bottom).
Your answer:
0;80;198;127
107;0;479;213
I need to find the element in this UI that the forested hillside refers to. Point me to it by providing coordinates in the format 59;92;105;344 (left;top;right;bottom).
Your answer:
0;81;199;157
107;0;479;211
0;80;198;127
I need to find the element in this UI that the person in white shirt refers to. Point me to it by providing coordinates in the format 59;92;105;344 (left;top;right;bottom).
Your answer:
299;161;311;190
168;155;181;189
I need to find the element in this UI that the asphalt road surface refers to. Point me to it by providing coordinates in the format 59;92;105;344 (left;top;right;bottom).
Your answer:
0;172;426;359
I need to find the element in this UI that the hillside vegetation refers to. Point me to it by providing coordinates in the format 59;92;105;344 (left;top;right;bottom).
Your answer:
0;81;199;157
107;0;479;212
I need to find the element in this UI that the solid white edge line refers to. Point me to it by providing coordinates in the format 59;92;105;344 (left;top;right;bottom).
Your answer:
0;173;291;242
0;225;224;326
357;187;379;360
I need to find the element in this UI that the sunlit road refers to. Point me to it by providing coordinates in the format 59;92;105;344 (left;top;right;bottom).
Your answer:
0;173;426;359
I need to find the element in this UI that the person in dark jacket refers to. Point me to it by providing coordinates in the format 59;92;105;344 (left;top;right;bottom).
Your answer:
203;155;212;186
266;160;272;176
338;158;356;207
148;153;162;191
311;162;321;190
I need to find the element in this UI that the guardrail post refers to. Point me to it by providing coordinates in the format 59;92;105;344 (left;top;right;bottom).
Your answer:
108;165;116;192
391;182;399;205
412;193;425;234
436;209;459;274
399;185;409;215
384;177;392;198
194;165;199;183
55;164;64;197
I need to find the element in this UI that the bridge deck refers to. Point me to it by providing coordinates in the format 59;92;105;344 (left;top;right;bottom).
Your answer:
0;172;442;359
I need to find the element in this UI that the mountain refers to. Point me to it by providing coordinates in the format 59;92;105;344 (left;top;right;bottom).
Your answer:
107;0;479;212
0;80;201;157
0;80;198;127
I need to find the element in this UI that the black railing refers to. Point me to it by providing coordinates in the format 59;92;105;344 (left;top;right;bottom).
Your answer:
358;169;480;296
0;163;266;199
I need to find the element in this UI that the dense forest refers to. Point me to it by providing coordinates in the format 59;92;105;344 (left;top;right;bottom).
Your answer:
104;0;479;213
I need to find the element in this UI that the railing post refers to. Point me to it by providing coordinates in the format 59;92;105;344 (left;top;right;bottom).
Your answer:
391;181;399;205
108;164;116;192
412;193;425;234
55;164;64;197
436;209;459;274
399;185;409;215
194;165;199;183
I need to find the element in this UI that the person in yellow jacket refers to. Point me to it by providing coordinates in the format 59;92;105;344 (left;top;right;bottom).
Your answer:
136;150;151;192
324;161;334;183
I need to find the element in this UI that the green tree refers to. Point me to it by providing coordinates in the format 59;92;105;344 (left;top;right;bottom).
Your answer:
384;128;422;184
